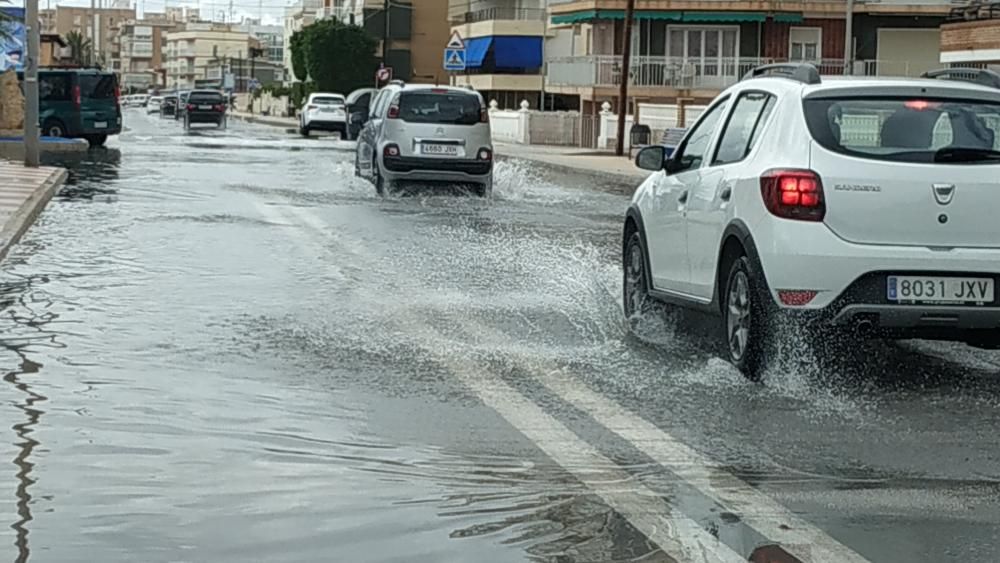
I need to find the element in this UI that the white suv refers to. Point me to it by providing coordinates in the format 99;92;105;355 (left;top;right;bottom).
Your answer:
354;83;493;196
624;65;1000;379
299;92;347;137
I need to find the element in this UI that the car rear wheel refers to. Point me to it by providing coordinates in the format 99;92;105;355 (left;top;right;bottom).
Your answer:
41;119;66;138
373;159;387;196
300;126;310;137
723;255;771;381
473;178;492;198
623;231;654;329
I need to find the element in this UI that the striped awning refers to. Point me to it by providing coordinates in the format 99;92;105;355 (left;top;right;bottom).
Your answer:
551;10;804;24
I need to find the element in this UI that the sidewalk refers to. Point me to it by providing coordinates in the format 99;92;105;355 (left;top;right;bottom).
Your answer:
0;161;68;263
229;110;298;129
494;142;647;182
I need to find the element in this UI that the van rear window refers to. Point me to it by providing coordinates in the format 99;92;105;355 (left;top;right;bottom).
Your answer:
804;97;1000;164
398;92;481;125
79;74;117;99
189;92;224;103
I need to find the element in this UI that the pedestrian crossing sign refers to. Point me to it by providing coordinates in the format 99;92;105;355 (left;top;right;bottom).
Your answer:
444;48;466;71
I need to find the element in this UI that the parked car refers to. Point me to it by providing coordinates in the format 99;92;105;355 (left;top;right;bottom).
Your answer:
345;87;376;140
624;64;1000;380
182;90;227;130
17;68;122;146
146;96;163;113
355;83;493;197
299;93;347;137
174;91;191;120
161;94;178;118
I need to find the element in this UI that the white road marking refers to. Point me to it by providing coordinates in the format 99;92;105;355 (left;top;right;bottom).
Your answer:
253;199;874;563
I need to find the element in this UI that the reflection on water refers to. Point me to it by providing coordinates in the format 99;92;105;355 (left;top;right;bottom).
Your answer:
44;148;122;201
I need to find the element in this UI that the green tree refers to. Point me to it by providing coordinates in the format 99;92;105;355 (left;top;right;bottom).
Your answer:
302;19;377;94
289;28;309;82
65;30;92;66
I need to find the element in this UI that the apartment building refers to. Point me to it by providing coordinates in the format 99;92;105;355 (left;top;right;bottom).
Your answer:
546;0;953;114
448;0;547;108
119;15;182;90
283;0;323;82
48;6;136;70
940;2;1000;68
165;24;250;89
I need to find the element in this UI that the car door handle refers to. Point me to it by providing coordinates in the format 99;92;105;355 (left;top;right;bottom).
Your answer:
677;190;689;204
719;186;732;201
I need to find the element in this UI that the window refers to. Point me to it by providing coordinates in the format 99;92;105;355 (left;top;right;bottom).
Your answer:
673;97;729;173
713;92;777;165
803;97;1000;164
790;27;821;62
79;74;117;99
398;92;482;126
39;74;71;102
667;27;739;77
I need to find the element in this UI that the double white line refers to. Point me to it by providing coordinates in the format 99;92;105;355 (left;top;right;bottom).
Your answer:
254;197;873;563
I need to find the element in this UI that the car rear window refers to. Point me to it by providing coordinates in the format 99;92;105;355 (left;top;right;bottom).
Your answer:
189;92;224;103
79;74;117;99
804;96;1000;164
398;92;481;125
313;96;344;105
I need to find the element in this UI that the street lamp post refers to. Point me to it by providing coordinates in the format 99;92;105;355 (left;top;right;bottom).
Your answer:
24;0;40;167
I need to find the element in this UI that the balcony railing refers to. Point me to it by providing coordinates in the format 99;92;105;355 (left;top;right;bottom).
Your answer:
546;56;929;89
450;7;546;24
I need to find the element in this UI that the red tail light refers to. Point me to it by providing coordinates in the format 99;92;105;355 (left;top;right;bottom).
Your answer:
383;144;400;158
114;84;121;101
72;85;81;108
387;103;400;119
307;104;318;111
480;108;489;123
477;148;492;161
760;169;825;222
186;104;195;112
214;104;225;112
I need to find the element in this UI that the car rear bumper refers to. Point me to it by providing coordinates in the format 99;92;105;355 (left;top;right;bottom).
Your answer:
304;119;346;131
382;155;492;179
187;112;225;123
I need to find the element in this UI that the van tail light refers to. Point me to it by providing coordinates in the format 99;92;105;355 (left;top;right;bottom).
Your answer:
480;107;489;123
72;85;81;108
114;84;121;102
387;102;400;119
760;169;825;222
383;144;400;158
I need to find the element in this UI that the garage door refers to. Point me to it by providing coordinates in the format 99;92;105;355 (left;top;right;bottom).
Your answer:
877;29;941;77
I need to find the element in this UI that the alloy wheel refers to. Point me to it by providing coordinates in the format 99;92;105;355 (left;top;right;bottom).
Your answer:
727;271;751;362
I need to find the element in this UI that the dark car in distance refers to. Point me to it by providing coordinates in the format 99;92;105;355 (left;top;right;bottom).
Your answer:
161;94;178;118
183;90;227;130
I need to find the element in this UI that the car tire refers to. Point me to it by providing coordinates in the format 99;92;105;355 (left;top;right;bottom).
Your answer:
373;159;388;196
474;178;492;198
722;255;772;381
41;118;66;138
84;134;108;147
622;231;655;329
300;126;310;138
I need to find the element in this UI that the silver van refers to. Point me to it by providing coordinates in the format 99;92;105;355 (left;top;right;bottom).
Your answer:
355;83;494;197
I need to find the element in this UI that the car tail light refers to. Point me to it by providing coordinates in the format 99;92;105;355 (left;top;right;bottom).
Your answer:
477;148;492;161
383;144;400;157
480;107;489;123
307;104;317;111
777;290;818;306
759;169;825;222
186;104;195;112
387;103;400;119
72;85;81;108
214;104;225;112
903;100;940;111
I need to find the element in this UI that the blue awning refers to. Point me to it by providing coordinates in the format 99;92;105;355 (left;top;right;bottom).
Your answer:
465;37;493;68
493;36;543;69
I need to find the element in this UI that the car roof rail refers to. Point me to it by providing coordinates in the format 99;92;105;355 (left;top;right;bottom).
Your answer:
921;68;1000;90
388;79;406;86
742;63;821;85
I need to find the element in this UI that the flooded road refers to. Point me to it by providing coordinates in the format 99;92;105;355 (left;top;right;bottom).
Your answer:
2;110;1000;563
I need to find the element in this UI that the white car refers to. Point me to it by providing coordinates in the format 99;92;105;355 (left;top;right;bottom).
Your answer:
624;65;1000;379
354;83;493;197
299;93;347;137
146;96;163;113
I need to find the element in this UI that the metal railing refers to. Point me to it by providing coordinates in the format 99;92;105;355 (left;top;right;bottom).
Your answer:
450;7;546;24
545;56;931;89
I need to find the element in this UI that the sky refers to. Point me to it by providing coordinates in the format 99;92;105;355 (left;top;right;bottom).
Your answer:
9;0;290;26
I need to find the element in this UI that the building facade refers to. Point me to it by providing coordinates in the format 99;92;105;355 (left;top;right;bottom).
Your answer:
165;24;250;89
283;0;323;83
119;15;181;90
940;3;1000;68
545;0;953;114
448;0;547;108
48;6;136;70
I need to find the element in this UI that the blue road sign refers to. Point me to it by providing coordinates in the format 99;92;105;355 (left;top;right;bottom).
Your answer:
444;48;466;72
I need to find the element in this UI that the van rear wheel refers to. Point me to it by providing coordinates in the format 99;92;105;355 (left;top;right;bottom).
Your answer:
42;119;66;138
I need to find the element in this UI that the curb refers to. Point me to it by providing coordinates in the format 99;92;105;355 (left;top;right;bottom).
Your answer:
496;153;646;188
0;167;68;264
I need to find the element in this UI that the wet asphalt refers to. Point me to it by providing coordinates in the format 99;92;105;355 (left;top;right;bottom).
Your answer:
1;109;999;563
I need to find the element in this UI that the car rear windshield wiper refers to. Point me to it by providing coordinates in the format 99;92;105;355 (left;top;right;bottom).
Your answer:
934;147;1000;163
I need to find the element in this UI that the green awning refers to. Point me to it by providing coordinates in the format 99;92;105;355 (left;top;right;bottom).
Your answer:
772;12;804;23
551;10;682;24
681;12;767;22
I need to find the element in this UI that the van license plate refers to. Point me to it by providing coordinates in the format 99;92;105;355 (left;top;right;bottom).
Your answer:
94;121;107;128
421;143;459;156
887;276;994;303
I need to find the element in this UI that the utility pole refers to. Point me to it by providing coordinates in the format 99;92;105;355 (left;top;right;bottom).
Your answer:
383;0;390;64
91;0;97;66
24;0;41;167
615;0;635;157
843;0;854;75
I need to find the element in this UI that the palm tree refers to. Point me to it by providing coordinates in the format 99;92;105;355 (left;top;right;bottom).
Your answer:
65;30;92;66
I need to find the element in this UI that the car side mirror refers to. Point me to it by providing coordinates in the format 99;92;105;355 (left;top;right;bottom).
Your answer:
635;145;666;171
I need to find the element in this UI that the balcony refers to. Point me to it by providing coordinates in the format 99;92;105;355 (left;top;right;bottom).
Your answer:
546;56;930;91
449;7;545;25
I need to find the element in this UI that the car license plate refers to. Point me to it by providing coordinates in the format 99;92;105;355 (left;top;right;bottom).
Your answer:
421;143;459;156
94;121;107;128
199;105;213;110
887;276;994;304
